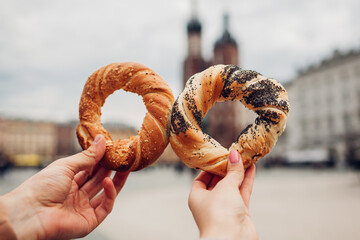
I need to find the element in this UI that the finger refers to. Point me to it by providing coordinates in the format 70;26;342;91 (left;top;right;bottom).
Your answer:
222;150;245;188
191;171;213;190
60;135;106;175
90;163;102;177
93;177;117;224
74;170;90;187
81;167;112;199
112;171;130;194
240;164;256;209
90;171;129;209
207;174;222;190
74;161;102;187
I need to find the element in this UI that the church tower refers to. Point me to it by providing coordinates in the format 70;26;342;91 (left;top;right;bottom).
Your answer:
183;7;254;149
207;14;243;148
183;0;207;86
213;13;239;66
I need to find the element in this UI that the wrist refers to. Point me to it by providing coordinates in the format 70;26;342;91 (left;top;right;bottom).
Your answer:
0;189;45;240
199;221;242;240
0;196;17;239
200;215;258;240
200;229;241;240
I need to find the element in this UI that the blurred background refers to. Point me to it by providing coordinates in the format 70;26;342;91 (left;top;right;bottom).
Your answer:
1;0;360;239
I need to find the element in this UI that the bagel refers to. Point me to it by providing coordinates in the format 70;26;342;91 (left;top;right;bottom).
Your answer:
169;64;289;176
77;62;174;171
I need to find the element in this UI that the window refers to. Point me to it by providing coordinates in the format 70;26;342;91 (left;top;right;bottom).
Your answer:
343;112;351;133
354;65;360;77
328;114;334;135
358;108;360;130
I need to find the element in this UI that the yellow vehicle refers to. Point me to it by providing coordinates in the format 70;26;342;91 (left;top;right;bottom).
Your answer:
11;154;42;167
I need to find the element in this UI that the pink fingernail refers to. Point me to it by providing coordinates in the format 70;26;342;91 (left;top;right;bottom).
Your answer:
93;135;102;144
229;150;239;163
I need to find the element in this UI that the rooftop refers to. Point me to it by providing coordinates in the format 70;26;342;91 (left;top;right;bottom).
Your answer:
187;17;201;33
215;13;237;47
297;48;360;76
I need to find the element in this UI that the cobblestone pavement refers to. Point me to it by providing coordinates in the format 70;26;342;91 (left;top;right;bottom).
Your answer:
1;167;360;240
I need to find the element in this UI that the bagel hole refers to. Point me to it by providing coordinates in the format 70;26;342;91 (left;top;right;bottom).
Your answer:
101;90;147;139
204;101;257;149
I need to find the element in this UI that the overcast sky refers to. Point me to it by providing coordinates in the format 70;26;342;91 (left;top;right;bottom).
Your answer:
0;0;359;129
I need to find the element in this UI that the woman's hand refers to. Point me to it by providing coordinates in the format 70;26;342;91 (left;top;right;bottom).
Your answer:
0;135;129;240
188;150;258;240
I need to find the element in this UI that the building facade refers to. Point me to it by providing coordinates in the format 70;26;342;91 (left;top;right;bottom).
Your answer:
0;117;138;167
277;49;360;167
0;118;59;166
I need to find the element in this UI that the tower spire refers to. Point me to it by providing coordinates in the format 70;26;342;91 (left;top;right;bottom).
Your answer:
215;12;237;47
191;0;198;19
223;12;229;32
187;0;201;33
183;0;205;86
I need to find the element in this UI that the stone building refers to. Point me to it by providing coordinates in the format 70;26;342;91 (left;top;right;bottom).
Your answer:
183;11;255;148
0;118;58;166
0;117;138;167
56;121;81;158
276;49;360;167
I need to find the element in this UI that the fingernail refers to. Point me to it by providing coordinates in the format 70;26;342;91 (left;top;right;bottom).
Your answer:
93;135;102;145
229;150;239;164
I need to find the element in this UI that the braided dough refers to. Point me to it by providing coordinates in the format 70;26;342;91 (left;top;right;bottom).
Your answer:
169;64;289;176
77;62;174;171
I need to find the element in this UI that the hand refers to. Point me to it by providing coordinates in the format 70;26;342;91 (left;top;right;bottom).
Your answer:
0;135;129;240
188;150;257;240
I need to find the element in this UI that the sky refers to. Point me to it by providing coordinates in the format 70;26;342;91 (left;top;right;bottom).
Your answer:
0;0;359;129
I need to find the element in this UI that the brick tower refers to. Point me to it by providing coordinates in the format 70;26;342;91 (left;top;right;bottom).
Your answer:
183;9;253;148
183;4;207;87
206;13;240;148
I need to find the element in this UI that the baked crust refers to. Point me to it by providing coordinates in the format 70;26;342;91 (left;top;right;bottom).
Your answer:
169;65;290;176
77;62;174;171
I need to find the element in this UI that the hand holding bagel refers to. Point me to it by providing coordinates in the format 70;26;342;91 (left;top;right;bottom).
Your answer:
189;151;258;240
170;64;289;176
77;62;289;177
0;62;288;239
77;62;175;172
0;135;129;240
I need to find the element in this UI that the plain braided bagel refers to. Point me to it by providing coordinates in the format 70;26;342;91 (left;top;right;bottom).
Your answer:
169;64;290;177
77;62;174;171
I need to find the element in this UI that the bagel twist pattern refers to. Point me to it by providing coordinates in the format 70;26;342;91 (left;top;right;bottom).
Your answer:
170;64;290;176
77;62;174;172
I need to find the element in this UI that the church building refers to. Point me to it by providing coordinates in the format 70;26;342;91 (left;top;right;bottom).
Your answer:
183;10;255;148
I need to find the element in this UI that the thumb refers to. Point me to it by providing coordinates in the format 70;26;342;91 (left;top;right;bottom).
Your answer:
223;150;245;187
59;134;106;174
